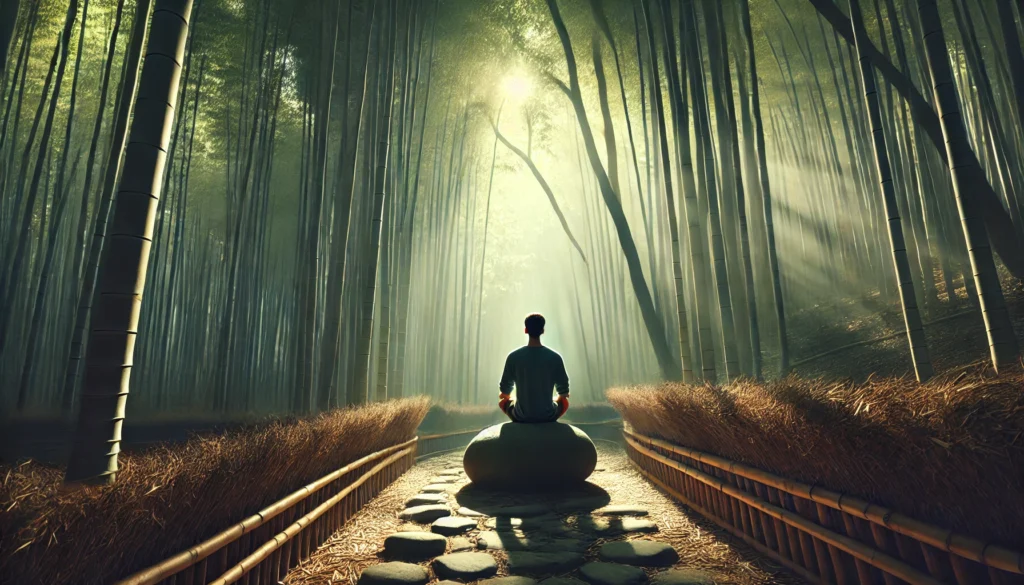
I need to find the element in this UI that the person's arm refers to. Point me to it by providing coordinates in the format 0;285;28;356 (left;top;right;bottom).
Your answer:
554;354;570;396
499;354;515;397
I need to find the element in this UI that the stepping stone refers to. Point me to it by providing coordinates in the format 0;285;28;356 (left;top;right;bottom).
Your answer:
383;532;448;560
437;581;463;585
399;504;451;523
442;467;464;474
598;541;679;567
594;505;649;517
484;517;523;529
539;579;588;585
506;551;585;574
577;517;658;536
475;531;586;552
357;562;430;585
430;476;460;484
432;552;498;581
484;516;566;530
579;562;648;585
432;516;478;535
458;507;487;517
480;578;538;585
422;484;459;493
450;536;474;552
650;570;713;585
406;493;448;507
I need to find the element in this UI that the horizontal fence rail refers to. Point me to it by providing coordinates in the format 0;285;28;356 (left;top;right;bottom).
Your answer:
118;428;482;585
624;429;1024;585
417;428;484;460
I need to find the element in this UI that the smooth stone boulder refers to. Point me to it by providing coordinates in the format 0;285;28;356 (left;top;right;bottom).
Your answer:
450;536;475;552
577;517;658;536
383;532;448;560
405;493;447;507
463;423;597;489
650;570;713;585
539;578;589;585
432;552;498;581
432;516;478;535
594;505;649;517
358;562;430;585
598;541;679;567
579;563;648;585
506;551;585;574
480;578;538;585
399;504;451;523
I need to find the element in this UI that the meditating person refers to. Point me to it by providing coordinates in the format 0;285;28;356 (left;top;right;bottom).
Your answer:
498;313;570;423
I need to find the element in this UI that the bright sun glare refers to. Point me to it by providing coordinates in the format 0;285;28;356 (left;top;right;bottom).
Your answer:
502;73;533;101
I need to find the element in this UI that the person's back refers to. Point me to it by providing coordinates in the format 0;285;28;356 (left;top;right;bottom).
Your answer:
498;314;570;423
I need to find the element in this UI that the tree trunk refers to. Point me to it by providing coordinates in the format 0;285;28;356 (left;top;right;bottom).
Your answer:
65;0;194;485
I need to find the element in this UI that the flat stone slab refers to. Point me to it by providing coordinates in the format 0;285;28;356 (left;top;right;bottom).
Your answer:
594;505;649;517
450;536;474;552
598;541;679;567
484;516;568;532
457;507;487;517
421;483;459;493
432;516;478;535
430;476;460;484
579;562;648;585
540;579;589;585
479;578;538;585
399;504;451;523
463;423;597;488
358;562;430;585
442;467;464;475
650;570;713;585
432;552;499;581
475;531;587;552
383;532;448;560
406;493;448;507
577;517;658;536
506;551;586;574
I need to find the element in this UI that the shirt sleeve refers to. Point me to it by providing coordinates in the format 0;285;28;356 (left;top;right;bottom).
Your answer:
553;354;570;396
499;353;515;396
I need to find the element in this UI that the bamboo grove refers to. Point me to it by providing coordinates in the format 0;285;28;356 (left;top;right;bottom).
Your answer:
1;0;1022;482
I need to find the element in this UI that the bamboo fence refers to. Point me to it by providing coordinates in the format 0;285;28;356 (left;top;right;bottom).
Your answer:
624;428;1024;585
116;428;478;585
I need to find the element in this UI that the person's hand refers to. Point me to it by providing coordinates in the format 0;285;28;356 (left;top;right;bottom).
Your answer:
556;395;569;416
499;393;512;413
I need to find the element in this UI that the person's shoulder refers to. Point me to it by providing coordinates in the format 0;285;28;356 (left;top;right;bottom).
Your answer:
508;346;529;358
542;346;563;360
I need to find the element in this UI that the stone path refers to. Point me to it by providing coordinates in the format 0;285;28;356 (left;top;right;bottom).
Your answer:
285;445;806;585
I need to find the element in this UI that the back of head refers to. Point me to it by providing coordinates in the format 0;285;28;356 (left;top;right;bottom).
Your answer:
525;313;545;337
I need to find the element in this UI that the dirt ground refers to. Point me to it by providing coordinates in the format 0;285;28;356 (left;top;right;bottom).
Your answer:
285;443;805;585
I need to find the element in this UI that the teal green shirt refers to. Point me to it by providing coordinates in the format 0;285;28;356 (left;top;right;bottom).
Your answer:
499;345;570;422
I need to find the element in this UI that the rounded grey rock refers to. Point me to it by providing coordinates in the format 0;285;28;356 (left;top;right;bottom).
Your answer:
577;517;658;536
383;532;447;560
598;541;679;567
406;493;447;507
594;505;649;517
432;516;478;536
450;536;474;552
479;578;538;585
579;562;648;585
399;504;451;523
463;423;597;488
457;506;487;517
357;562;430;585
650;570;713;585
432;552;499;581
506;551;585;574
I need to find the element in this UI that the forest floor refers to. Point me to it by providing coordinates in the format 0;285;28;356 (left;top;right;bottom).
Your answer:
780;277;1024;381
285;445;805;585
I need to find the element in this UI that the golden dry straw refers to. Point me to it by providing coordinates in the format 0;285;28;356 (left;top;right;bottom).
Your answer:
0;397;430;585
607;362;1024;551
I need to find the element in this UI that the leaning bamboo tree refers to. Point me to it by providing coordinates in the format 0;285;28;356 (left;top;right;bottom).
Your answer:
65;0;195;484
850;0;933;381
545;0;681;381
915;0;1020;372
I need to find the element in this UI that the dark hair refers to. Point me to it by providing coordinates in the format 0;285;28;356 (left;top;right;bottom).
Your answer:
525;313;545;337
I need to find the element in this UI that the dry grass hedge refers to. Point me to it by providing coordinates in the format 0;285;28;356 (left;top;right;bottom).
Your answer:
0;397;430;585
607;362;1024;551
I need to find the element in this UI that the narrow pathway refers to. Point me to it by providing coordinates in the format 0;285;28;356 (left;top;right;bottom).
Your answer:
285;444;805;585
